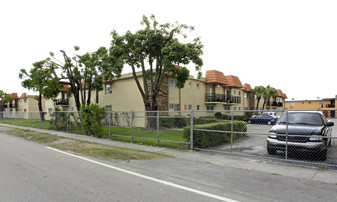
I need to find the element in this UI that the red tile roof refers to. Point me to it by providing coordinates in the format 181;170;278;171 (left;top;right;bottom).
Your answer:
243;83;252;92
10;93;18;100
224;75;243;88
205;70;228;85
59;85;69;92
20;93;27;99
277;89;287;99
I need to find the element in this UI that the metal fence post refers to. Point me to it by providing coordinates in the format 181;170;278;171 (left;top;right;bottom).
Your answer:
131;111;134;144
231;110;234;153
190;110;194;150
108;112;111;139
157;111;160;146
66;112;69;133
285;110;289;159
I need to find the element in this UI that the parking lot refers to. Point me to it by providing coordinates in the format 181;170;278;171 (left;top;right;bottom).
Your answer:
212;119;337;165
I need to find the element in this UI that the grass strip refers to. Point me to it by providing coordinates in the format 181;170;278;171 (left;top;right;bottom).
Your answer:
3;127;171;160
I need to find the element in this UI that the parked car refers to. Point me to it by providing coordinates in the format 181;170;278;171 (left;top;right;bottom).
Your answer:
262;112;280;119
267;111;334;160
246;114;278;125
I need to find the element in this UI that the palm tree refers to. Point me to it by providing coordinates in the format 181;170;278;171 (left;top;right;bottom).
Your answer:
262;85;278;110
253;86;266;111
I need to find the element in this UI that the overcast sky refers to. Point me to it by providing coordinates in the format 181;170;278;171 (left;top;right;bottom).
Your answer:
1;0;336;100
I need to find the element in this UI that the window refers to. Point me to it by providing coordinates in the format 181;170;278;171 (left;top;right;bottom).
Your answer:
24;109;27;112
188;81;192;88
169;104;180;111
308;102;312;104
188;104;192;110
105;83;112;94
196;105;200;110
106;105;112;112
48;108;52;113
196;83;200;89
24;98;27;103
206;106;214;112
244;93;247;98
169;79;177;88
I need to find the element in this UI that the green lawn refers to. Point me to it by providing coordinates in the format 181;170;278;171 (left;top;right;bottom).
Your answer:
0;118;188;149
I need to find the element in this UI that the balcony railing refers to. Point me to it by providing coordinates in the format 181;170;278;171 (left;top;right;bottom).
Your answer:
267;101;283;107
205;93;241;104
55;99;69;106
9;103;18;108
205;93;228;103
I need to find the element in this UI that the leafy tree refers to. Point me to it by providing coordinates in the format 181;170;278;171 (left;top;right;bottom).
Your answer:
0;90;13;118
108;15;203;128
45;46;122;111
19;61;60;121
253;86;266;111
261;85;278;110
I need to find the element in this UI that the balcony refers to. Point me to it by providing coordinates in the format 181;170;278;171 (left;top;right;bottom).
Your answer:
267;101;283;108
205;93;241;104
55;99;69;106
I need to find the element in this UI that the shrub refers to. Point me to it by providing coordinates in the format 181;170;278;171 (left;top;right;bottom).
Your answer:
81;104;106;137
160;116;188;128
183;121;247;148
49;106;73;131
193;117;220;125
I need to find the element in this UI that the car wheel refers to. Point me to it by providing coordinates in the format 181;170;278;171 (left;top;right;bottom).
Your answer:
267;121;272;125
248;120;251;124
267;146;277;155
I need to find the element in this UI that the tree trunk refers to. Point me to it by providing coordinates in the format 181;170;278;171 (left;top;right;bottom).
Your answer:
256;98;261;111
95;89;99;104
38;94;45;121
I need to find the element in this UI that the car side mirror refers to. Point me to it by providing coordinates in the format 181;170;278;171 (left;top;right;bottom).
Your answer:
326;121;334;127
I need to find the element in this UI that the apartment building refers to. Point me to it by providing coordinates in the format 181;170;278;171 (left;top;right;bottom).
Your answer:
285;96;337;118
4;93;44;119
5;69;287;127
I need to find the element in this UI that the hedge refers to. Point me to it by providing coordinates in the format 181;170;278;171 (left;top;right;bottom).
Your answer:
183;121;247;148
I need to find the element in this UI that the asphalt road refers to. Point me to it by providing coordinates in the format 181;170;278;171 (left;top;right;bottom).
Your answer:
2;131;337;202
0;133;226;202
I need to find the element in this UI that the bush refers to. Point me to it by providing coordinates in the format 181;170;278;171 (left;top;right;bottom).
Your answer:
193;117;220;125
81;104;106;137
50;106;73;131
183;121;247;148
160;116;188;128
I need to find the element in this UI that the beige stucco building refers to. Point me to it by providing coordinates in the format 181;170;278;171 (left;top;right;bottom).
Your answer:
4;69;287;127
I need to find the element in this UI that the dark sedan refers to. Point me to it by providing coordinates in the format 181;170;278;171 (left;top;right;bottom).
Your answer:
247;114;278;125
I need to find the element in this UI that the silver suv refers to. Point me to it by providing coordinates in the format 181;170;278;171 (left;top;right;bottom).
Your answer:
267;111;334;160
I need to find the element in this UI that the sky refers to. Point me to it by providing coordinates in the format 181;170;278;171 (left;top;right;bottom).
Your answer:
1;0;336;100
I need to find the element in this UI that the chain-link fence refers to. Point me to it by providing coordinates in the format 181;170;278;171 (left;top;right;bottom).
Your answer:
192;109;337;168
0;109;336;168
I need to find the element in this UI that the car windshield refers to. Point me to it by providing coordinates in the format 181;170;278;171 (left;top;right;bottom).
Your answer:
277;112;324;126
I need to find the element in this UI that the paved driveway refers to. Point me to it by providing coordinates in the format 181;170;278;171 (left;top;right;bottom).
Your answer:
212;119;337;165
